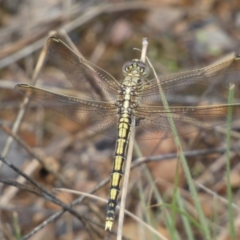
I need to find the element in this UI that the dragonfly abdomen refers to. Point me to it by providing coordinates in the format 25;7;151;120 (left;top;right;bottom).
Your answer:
105;113;132;231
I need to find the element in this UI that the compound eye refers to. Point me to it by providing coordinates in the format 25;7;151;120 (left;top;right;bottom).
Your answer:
134;61;149;77
122;61;133;74
137;63;149;76
142;66;149;76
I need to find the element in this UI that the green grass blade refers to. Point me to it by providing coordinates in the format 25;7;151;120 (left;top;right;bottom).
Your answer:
148;58;212;240
134;143;181;240
176;190;195;240
225;84;236;240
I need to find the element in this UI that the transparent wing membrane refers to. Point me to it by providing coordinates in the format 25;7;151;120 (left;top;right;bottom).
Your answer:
139;53;240;106
15;84;118;138
15;37;240;140
46;37;120;102
135;104;240;140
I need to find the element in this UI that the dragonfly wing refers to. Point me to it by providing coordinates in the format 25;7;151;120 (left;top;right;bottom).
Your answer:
16;84;118;138
134;104;240;140
139;53;240;106
46;37;120;102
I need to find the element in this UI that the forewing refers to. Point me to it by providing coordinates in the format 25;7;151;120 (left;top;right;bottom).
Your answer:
46;37;120;102
139;53;240;106
135;104;240;140
15;84;118;138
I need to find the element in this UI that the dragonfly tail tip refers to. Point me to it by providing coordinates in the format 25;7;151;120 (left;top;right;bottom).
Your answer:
105;221;113;231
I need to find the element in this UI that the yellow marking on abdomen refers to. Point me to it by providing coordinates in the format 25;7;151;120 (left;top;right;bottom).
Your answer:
111;172;122;187
105;114;131;231
109;188;119;199
113;155;124;171
116;138;127;154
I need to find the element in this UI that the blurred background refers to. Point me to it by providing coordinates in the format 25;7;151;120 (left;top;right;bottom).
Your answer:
0;0;240;239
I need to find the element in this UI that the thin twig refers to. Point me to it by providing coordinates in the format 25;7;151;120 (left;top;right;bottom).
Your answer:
140;38;148;63
195;182;240;211
0;179;43;197
0;124;66;185
56;188;169;240
0;2;157;70
117;116;136;239
131;146;239;168
0;32;49;160
0;155;88;228
0;32;55;219
22;175;110;239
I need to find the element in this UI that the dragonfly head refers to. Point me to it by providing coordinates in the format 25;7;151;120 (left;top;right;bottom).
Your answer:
122;59;149;78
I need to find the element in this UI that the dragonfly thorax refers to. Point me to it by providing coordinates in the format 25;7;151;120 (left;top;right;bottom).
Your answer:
122;59;148;87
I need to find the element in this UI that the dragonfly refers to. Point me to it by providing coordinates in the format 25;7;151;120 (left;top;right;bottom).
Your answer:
15;36;240;231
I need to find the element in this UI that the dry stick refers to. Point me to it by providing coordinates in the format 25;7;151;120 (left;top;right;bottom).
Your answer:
0;1;85;64
0;155;88;227
0;178;106;238
0;33;48;161
195;182;240;212
62;2;158;34
0;2;157;69
0;24;56;60
0;124;66;185
117;116;136;239
56;188;168;240
22;182;111;240
0;31;56;208
131;146;239;168
140;38;148;63
117;38;148;240
0;39;45;69
0;34;50;239
0;179;44;197
58;29;84;56
0;159;99;240
0;0;87;59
